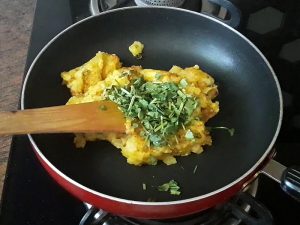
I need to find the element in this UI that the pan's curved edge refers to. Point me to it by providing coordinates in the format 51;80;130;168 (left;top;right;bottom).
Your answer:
20;6;283;209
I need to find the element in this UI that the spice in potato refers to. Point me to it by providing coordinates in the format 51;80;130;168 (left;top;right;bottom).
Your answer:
61;52;219;166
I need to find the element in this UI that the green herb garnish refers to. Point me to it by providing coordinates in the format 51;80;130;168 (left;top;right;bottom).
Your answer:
207;126;235;136
142;183;147;190
158;180;181;195
106;78;198;147
155;74;162;80
193;165;198;174
99;105;107;111
179;79;188;88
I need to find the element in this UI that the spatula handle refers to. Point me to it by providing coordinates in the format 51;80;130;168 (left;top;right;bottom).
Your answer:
0;101;125;136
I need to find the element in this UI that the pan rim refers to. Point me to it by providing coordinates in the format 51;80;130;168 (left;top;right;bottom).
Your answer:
21;6;283;206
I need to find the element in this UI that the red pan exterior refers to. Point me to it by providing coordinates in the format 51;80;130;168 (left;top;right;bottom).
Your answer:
33;145;274;219
21;7;282;220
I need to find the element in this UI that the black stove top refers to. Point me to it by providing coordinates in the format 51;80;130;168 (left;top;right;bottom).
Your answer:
1;0;300;224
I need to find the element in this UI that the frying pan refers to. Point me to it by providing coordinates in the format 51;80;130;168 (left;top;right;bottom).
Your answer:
20;7;300;219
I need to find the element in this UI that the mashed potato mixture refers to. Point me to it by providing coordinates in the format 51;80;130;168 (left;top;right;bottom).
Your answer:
61;52;219;166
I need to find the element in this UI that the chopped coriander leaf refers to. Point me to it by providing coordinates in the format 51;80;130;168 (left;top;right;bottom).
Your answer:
193;165;198;174
158;180;181;195
158;183;169;192
179;79;188;88
155;74;162;80
120;88;131;96
177;90;186;99
229;128;235;136
99;105;107;111
170;189;181;195
185;130;194;140
132;123;139;129
142;183;147;190
106;78;199;147
207;126;235;136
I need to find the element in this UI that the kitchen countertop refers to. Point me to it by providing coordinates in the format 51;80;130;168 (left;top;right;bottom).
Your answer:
0;0;35;198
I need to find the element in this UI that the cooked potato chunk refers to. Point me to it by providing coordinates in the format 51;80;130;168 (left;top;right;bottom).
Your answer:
129;41;144;59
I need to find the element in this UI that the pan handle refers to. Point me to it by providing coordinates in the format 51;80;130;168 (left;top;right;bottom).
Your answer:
201;0;241;28
261;159;300;201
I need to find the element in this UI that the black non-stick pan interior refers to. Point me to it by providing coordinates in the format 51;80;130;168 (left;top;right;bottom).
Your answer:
22;8;281;202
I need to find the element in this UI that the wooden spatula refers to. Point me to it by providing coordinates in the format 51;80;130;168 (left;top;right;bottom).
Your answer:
0;101;126;136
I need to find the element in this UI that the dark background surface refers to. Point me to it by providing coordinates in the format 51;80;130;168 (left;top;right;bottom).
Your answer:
0;0;300;224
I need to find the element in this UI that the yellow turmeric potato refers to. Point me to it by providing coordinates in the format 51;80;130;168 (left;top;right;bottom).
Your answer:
129;41;144;59
61;52;219;166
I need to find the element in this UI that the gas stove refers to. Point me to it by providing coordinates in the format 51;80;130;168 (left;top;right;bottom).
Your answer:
0;0;300;224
